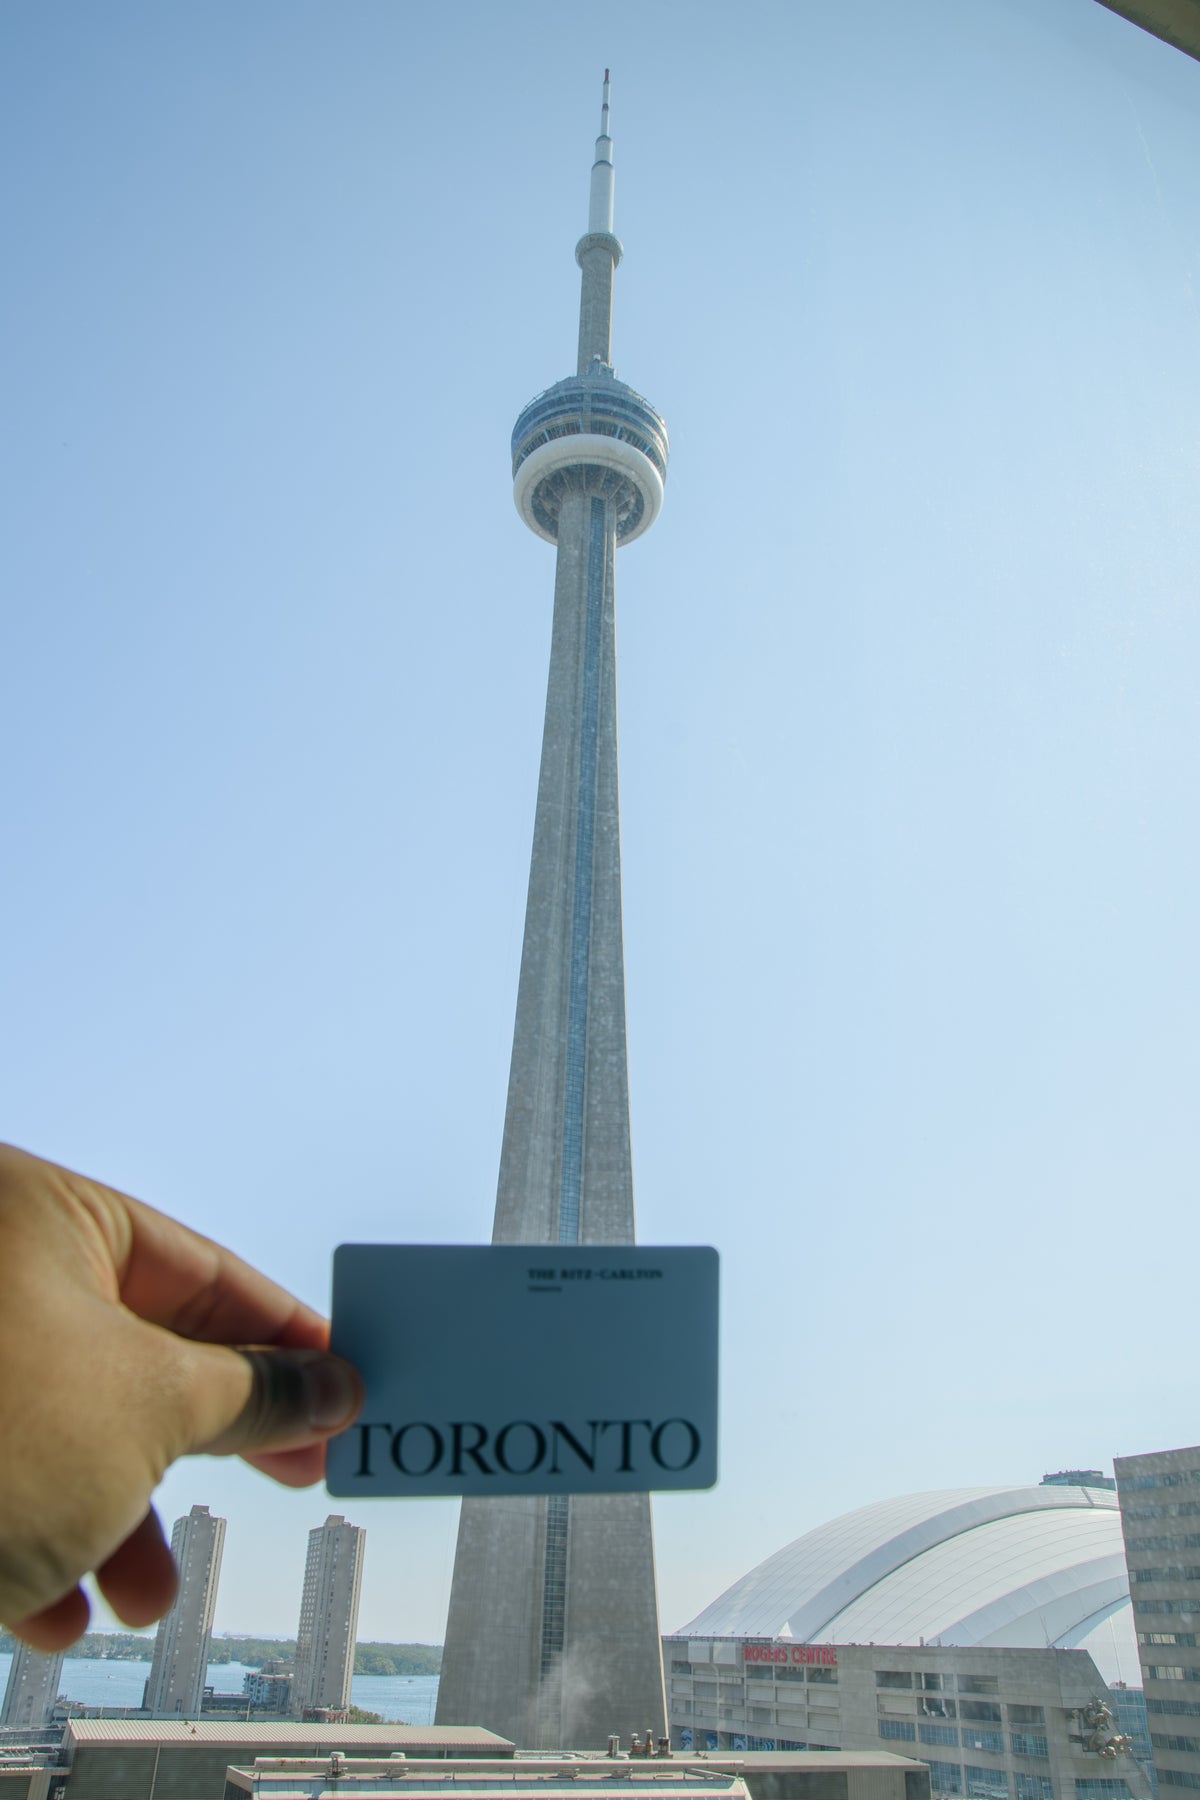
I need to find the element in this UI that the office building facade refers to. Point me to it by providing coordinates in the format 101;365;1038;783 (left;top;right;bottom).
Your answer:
291;1515;365;1718
664;1638;1150;1800
243;1665;294;1714
1115;1445;1200;1798
436;75;669;1750
0;1643;65;1729
1110;1686;1156;1797
144;1505;226;1717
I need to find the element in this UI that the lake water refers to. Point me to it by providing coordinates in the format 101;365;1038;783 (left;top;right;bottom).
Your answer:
0;1655;439;1725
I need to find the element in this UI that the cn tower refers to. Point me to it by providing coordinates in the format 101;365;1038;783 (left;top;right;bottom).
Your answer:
435;75;670;1750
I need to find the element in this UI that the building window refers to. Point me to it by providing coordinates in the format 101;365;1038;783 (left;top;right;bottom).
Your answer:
1148;1699;1200;1718
1161;1776;1200;1792
671;1661;692;1674
776;1667;806;1684
1128;1535;1200;1554
880;1721;918;1742
808;1667;838;1685
920;1675;948;1691
1009;1706;1045;1726
920;1725;960;1747
1074;1783;1132;1799
962;1702;1004;1723
1141;1634;1199;1648
747;1666;774;1681
879;1672;916;1689
958;1677;1001;1696
965;1768;1010;1800
1011;1734;1049;1759
1153;1734;1200;1753
1147;1667;1195;1681
927;1764;963;1795
1134;1567;1200;1584
962;1731;1004;1755
1016;1781;1053;1800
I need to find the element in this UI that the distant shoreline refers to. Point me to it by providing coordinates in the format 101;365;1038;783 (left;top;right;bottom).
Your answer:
0;1633;442;1676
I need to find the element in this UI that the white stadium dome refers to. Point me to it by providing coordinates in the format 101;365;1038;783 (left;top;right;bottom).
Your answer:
676;1483;1140;1685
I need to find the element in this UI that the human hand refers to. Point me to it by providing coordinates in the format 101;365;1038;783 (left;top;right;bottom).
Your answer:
0;1144;362;1650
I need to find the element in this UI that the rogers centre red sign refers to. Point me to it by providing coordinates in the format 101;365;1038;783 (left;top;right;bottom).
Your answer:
743;1644;838;1666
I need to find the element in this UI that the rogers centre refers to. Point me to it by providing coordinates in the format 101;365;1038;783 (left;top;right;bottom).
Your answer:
662;1477;1151;1800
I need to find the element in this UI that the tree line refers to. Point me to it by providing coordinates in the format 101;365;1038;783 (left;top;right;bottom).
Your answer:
0;1630;442;1677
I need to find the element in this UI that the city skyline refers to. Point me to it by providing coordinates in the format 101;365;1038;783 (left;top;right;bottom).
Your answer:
4;0;1200;1647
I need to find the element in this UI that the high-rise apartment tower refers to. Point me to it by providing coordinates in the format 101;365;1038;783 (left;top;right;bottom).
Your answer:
0;1642;65;1729
436;74;669;1752
1116;1444;1200;1797
291;1514;366;1718
143;1504;226;1716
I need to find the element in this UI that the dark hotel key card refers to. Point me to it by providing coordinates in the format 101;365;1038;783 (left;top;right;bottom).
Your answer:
325;1243;718;1499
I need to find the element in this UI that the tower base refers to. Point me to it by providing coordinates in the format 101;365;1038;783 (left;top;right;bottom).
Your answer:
435;1492;666;1749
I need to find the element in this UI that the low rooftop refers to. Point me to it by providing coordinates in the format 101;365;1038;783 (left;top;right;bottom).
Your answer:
227;1759;752;1800
65;1722;511;1751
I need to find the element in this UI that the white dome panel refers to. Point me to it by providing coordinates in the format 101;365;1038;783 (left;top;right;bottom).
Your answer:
675;1482;1138;1684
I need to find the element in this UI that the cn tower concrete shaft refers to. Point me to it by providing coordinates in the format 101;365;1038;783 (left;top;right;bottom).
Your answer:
435;76;670;1751
492;487;633;1251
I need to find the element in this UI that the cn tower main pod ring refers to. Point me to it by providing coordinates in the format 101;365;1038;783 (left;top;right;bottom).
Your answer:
513;433;665;547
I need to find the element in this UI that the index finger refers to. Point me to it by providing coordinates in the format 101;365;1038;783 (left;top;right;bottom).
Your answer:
0;1143;328;1351
115;1193;328;1349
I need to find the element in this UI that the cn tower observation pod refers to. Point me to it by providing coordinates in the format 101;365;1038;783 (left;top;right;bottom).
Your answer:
511;367;669;546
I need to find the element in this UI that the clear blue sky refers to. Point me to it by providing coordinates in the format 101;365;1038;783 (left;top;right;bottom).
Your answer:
3;0;1199;1645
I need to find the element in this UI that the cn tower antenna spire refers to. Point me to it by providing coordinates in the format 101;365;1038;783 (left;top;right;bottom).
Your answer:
576;69;622;372
588;68;614;234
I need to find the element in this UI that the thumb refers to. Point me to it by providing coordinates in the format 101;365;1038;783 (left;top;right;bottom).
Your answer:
174;1342;363;1463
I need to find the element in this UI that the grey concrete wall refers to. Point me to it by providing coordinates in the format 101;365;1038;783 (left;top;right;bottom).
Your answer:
0;1773;46;1800
64;1745;159;1800
737;1771;851;1800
